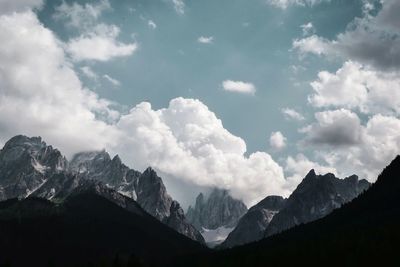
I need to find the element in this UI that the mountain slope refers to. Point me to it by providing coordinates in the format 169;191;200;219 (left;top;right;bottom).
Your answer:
0;135;204;244
174;156;400;266
186;189;247;245
220;195;286;248
265;170;370;237
0;190;206;267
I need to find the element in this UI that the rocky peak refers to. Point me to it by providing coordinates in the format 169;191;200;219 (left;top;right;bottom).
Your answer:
221;195;286;248
187;188;248;231
264;171;370;237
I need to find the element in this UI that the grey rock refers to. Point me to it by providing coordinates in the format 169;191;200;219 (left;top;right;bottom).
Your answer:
0;135;67;200
187;188;248;231
264;169;370;237
221;195;286;248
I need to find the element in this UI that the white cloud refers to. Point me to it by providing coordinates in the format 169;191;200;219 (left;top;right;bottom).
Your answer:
309;61;400;115
0;11;118;157
54;1;136;62
301;109;363;147
270;131;287;150
302;112;400;182
0;0;43;15
110;98;290;205
80;66;98;80
282;108;305;121
222;80;256;95
53;0;110;30
285;153;337;188
300;22;315;36
267;0;329;9
292;0;400;70
198;36;214;44
66;24;137;62
0;9;291;206
171;0;185;14
103;74;120;86
148;20;157;29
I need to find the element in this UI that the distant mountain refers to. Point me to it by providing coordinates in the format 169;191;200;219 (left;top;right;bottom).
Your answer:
174;156;400;266
186;188;247;246
0;135;204;243
0;190;206;267
0;135;67;200
220;195;286;248
264;170;370;237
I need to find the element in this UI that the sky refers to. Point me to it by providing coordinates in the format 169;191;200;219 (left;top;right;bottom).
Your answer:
0;0;399;208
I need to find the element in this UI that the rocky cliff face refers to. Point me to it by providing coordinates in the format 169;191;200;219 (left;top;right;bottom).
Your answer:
0;135;204;244
264;170;370;237
221;195;286;248
0;135;67;200
187;189;248;231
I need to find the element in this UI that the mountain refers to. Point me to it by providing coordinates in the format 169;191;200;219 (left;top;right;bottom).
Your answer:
0;135;67;200
264;170;370;237
174;156;400;266
220;195;286;248
0;135;204;244
0;189;206;267
186;188;247;246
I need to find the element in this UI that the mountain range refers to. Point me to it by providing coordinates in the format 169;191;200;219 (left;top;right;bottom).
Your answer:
0;134;398;266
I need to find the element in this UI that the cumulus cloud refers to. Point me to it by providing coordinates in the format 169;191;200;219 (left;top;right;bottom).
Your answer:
54;1;137;62
282;108;305;121
0;11;118;157
222;80;256;95
267;0;329;9
301;109;363;147
0;9;292;205
0;0;43;15
304;113;400;181
293;0;400;70
270;131;287;150
285;153;337;187
309;61;400;115
66;24;137;62
110;98;291;205
198;36;214;44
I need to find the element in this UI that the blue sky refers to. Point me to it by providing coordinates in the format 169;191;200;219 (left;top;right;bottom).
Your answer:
0;0;399;207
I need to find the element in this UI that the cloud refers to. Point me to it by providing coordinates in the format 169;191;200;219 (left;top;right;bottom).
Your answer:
270;131;287;150
80;66;98;80
171;0;185;14
267;0;329;9
198;36;214;44
303;113;400;181
0;9;291;206
148;20;157;29
0;0;43;15
66;24;137;62
103;74;120;86
301;109;363;147
300;22;315;36
282;108;305;121
110;98;290;205
0;11;118;157
285;153;337;187
222;80;256;95
53;0;111;30
54;1;137;62
293;0;400;70
309;61;400;115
